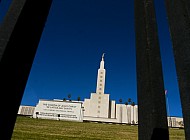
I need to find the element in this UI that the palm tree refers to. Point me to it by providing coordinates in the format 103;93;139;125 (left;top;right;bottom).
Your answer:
131;102;135;124
68;94;71;101
119;99;122;103
77;96;81;102
63;98;66;101
128;98;131;105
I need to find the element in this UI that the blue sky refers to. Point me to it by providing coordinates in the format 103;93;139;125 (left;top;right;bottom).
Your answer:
0;0;182;117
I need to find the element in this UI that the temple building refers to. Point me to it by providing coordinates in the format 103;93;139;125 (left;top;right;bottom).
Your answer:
83;54;138;124
18;53;184;127
83;53;114;118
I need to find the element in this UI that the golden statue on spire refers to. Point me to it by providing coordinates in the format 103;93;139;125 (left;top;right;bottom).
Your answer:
102;53;105;60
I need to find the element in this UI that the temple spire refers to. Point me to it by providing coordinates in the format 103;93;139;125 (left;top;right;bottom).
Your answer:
96;53;106;94
100;53;105;69
102;53;105;61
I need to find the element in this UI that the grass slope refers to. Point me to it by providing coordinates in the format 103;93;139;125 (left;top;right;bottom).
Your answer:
12;116;185;140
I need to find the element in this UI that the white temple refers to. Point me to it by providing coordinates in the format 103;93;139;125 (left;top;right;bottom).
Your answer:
83;53;112;118
20;53;184;127
83;54;138;124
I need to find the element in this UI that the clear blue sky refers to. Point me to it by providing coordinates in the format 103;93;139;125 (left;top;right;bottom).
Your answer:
0;0;182;117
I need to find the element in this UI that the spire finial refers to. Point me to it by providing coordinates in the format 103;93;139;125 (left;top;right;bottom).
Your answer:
102;53;105;60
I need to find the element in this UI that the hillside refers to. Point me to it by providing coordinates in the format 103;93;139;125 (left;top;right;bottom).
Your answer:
12;116;185;140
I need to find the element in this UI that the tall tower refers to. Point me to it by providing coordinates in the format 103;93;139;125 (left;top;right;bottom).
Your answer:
83;53;110;118
96;53;106;95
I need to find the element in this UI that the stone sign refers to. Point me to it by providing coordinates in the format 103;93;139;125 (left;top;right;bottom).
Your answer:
33;100;83;122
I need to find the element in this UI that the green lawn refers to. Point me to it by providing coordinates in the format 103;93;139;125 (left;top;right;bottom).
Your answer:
12;116;185;140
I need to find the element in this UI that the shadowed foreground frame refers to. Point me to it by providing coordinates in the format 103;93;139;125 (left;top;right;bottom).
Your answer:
0;0;52;139
0;0;189;140
134;0;169;139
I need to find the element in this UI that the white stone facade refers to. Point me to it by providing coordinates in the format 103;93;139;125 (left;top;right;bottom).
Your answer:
87;93;110;118
83;54;138;124
110;100;116;118
18;105;35;116
33;100;83;122
83;54;110;118
83;104;138;124
167;116;184;128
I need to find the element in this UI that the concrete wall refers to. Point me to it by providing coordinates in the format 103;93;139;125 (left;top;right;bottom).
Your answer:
83;99;90;116
18;105;35;116
110;100;116;118
88;93;109;118
115;104;138;124
33;100;83;122
18;103;183;128
167;117;184;128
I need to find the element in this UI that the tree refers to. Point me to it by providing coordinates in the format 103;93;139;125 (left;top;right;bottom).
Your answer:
63;98;66;101
77;96;81;101
68;94;71;101
119;99;122;103
128;98;132;105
